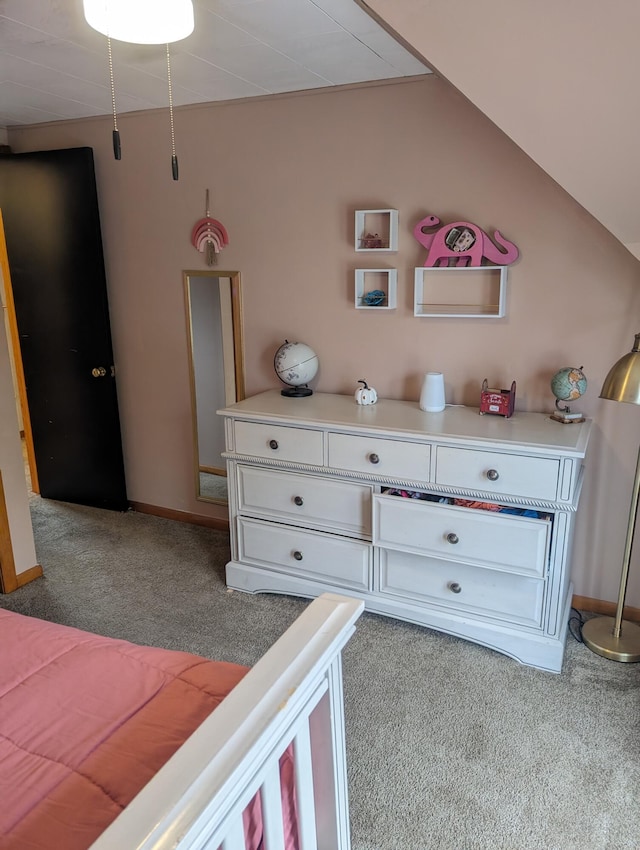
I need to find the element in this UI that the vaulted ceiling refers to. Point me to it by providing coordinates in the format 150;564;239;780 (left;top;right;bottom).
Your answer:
361;0;640;261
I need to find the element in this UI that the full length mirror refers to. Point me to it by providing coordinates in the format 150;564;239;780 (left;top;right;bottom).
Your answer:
184;271;244;505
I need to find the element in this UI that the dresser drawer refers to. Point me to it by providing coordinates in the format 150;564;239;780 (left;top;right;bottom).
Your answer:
435;445;560;501
378;548;544;628
328;432;430;481
237;465;371;536
233;420;324;465
237;517;370;590
373;494;550;577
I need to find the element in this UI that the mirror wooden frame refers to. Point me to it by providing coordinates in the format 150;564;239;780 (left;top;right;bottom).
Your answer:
184;270;244;505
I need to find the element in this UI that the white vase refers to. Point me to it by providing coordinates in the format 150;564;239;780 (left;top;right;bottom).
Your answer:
419;372;445;412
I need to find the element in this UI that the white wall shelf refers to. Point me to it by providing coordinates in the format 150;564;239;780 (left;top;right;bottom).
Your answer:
355;209;398;252
355;269;397;310
414;266;508;318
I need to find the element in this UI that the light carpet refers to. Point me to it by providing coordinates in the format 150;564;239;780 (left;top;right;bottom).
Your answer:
2;496;639;850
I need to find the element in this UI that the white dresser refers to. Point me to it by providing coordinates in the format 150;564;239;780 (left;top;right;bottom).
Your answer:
219;391;592;672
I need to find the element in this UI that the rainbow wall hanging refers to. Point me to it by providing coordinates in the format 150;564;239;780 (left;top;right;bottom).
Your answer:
191;190;229;265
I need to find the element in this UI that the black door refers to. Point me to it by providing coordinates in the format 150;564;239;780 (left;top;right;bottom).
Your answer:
0;147;128;511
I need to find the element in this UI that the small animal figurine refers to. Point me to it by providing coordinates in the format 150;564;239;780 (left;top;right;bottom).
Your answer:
355;379;377;405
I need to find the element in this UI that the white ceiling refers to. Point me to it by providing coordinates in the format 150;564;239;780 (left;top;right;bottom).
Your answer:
0;0;431;129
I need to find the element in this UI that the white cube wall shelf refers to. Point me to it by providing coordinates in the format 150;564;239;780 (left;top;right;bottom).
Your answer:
413;266;508;318
355;209;398;252
355;269;397;310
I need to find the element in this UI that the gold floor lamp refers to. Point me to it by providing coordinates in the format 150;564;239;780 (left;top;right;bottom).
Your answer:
582;332;640;662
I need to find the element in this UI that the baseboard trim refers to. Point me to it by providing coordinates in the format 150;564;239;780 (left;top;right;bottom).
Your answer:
572;594;640;623
16;564;43;588
129;501;229;531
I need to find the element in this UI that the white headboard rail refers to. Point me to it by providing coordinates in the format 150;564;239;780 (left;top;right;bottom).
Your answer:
89;592;364;850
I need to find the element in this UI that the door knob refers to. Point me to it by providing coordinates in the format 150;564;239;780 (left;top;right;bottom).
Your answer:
91;366;107;378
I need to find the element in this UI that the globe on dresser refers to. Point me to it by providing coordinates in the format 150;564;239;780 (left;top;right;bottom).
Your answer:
274;340;319;397
550;366;587;423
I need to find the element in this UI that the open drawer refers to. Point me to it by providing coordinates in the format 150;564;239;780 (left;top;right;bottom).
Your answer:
372;492;551;578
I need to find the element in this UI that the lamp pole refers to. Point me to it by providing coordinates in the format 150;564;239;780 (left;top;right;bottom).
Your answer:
582;442;640;661
582;333;640;662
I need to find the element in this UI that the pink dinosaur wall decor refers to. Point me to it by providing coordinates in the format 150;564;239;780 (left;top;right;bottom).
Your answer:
413;215;519;267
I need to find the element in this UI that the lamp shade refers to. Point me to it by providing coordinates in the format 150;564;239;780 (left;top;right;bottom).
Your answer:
599;332;640;405
83;0;194;44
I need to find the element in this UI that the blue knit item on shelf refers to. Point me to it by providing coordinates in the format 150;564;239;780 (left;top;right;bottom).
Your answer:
363;289;386;306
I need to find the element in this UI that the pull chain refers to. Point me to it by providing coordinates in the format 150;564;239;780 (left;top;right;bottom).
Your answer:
107;36;121;160
166;44;179;180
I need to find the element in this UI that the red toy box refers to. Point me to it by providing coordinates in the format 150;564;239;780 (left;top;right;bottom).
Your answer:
479;379;516;418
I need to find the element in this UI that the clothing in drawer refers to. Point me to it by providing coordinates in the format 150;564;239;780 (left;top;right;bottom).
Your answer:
435;445;560;501
237;517;371;590
233;420;324;465
378;548;545;628
237;465;371;537
328;432;430;482
372;493;550;577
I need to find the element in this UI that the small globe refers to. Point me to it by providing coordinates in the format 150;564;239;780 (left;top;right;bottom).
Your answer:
274;340;319;397
551;367;587;403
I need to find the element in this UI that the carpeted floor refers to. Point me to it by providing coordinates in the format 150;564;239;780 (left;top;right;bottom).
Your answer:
3;496;640;850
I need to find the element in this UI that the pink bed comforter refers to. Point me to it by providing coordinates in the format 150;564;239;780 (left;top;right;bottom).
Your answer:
0;608;252;849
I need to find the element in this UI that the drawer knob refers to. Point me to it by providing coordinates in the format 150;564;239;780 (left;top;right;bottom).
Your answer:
448;581;462;594
269;439;279;450
293;550;303;561
293;495;304;506
446;532;459;545
486;468;500;481
369;453;380;465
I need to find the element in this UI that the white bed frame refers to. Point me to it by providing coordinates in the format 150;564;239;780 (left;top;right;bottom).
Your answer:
89;593;364;850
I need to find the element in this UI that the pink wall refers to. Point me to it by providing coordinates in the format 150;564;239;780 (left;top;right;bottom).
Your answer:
8;76;640;607
361;0;640;257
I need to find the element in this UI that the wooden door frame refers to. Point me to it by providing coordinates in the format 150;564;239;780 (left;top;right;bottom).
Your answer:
0;210;39;494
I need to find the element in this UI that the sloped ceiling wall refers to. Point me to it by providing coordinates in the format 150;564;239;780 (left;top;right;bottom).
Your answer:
361;0;640;261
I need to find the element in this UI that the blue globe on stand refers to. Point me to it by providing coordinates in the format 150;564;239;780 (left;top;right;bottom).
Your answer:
550;366;587;423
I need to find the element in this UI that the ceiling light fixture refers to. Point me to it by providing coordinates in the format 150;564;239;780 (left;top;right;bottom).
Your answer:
83;0;194;180
83;0;194;45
